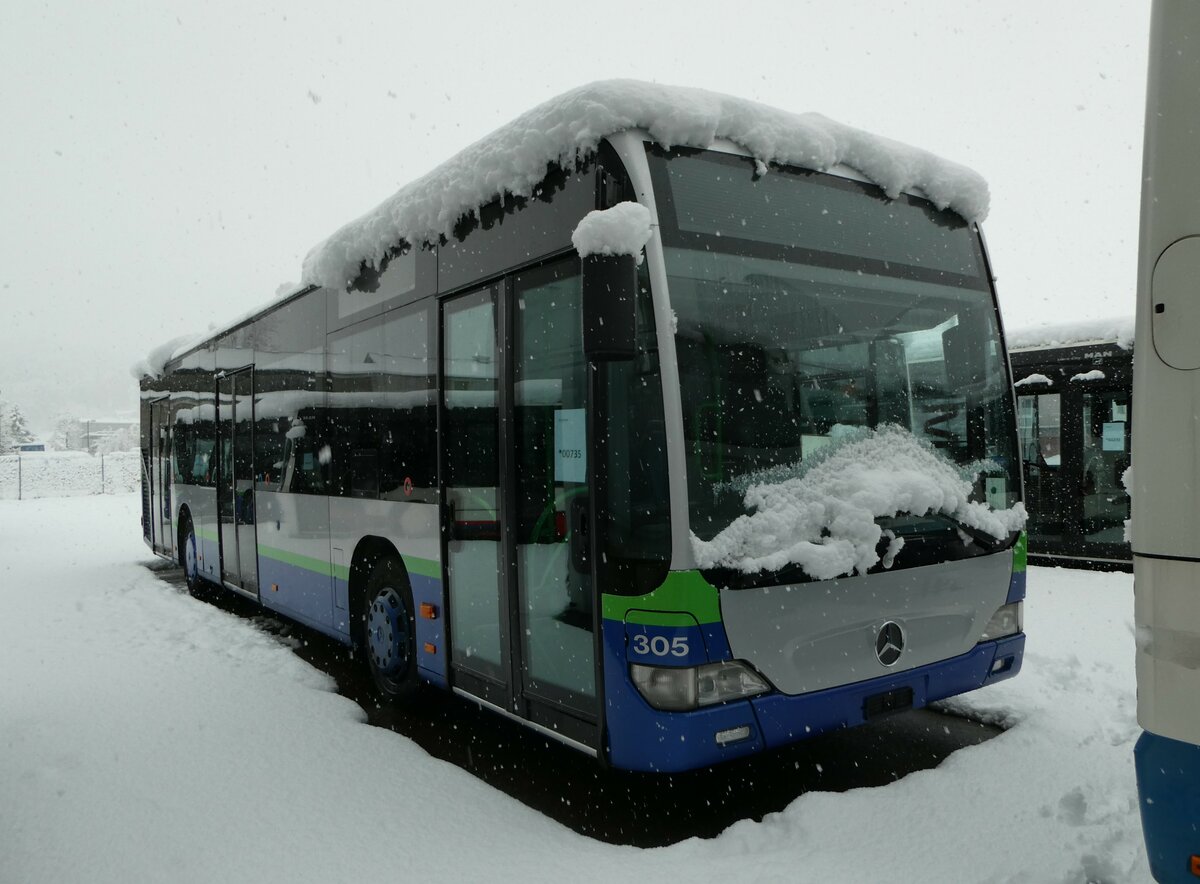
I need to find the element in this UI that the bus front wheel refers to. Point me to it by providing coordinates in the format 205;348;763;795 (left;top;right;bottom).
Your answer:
356;557;419;703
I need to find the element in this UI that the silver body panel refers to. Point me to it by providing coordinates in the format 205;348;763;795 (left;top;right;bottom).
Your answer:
720;552;1012;695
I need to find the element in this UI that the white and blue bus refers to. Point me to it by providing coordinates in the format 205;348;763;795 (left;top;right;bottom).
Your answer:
140;81;1026;772
1133;3;1200;878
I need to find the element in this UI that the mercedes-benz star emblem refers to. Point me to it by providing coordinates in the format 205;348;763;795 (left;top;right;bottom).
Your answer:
875;621;905;666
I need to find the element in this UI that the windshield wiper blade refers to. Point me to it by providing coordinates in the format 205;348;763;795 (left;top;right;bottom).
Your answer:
924;513;1012;552
880;513;1013;553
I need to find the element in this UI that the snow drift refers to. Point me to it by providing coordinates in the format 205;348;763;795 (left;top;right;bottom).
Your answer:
692;425;1027;580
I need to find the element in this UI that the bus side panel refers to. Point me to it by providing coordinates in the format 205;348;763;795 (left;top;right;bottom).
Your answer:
1008;532;1027;604
1135;556;1200;746
328;497;445;684
1135;730;1200;883
257;490;335;634
180;484;221;584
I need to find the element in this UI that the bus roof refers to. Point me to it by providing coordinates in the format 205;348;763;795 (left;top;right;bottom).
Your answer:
1007;316;1134;352
139;79;991;379
301;78;990;292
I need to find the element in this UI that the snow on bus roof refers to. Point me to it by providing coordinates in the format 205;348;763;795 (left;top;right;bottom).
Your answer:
571;202;653;259
139;80;990;380
301;78;990;291
1006;316;1134;352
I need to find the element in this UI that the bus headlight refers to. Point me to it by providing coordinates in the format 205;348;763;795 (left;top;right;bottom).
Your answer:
979;601;1023;642
630;660;769;711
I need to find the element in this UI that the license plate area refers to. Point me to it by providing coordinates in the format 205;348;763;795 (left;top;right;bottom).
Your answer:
863;686;914;720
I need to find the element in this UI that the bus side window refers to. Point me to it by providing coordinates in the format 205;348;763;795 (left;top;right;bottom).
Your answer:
379;300;436;502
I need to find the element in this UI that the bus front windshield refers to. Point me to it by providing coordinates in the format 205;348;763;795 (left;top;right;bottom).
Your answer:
647;147;1018;549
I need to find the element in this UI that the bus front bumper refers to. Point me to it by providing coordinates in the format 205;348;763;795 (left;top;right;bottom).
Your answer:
604;631;1024;773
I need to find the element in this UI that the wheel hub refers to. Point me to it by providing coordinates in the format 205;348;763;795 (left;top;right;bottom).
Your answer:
366;587;409;676
184;533;198;580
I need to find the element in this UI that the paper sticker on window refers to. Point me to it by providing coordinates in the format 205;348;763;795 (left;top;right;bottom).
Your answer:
986;477;1007;510
1102;421;1126;452
554;408;586;483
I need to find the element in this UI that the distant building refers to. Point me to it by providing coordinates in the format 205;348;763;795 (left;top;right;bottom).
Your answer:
16;441;46;452
49;417;138;454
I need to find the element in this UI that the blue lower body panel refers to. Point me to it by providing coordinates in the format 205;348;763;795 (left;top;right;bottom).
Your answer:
753;635;1023;747
1136;730;1200;883
603;618;1024;773
408;570;447;688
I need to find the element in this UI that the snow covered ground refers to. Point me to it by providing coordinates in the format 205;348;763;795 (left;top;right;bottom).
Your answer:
0;494;1150;883
0;450;140;500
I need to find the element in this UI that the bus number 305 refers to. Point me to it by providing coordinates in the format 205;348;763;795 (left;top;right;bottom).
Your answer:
631;634;690;657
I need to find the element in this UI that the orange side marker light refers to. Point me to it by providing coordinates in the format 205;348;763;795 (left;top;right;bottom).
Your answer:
419;603;438;620
1190;855;1200;877
423;642;437;655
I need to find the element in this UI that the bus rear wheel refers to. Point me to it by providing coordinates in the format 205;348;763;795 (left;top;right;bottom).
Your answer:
179;514;209;601
356;557;419;703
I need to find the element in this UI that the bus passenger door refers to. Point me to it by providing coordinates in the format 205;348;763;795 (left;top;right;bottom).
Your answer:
442;286;509;702
1078;386;1131;557
1018;391;1068;552
154;399;174;556
511;260;597;725
440;263;599;747
147;396;171;554
217;368;259;596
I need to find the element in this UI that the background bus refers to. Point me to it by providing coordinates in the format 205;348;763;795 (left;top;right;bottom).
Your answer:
1133;3;1200;880
1008;318;1132;570
140;80;1027;773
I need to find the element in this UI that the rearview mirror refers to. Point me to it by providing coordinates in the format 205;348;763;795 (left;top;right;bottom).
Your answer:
943;321;985;391
582;253;637;361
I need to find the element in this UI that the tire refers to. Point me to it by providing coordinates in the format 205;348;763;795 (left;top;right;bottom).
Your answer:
179;514;211;601
355;557;419;703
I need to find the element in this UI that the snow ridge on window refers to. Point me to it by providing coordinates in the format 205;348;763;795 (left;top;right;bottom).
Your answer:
691;424;1027;581
1007;316;1134;351
302;79;989;291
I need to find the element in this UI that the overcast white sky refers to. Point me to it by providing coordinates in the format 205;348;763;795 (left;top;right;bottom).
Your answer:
0;0;1149;434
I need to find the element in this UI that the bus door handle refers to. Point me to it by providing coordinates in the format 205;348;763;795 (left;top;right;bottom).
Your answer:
570;496;590;573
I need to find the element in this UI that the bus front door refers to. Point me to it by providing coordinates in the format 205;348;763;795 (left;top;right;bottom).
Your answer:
217;369;259;596
148;396;172;555
1077;386;1131;558
1020;382;1132;567
441;259;599;752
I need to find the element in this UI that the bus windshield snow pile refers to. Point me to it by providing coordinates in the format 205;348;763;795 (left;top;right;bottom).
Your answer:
139;79;1026;772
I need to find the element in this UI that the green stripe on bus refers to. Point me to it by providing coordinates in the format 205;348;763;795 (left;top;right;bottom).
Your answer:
254;543;440;584
196;526;218;542
1013;532;1027;573
402;555;442;580
602;570;721;625
258;544;336;578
